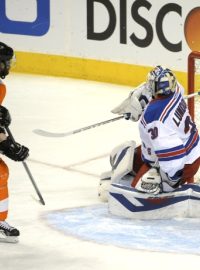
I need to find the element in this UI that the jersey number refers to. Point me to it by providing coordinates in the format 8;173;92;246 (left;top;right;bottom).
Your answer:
148;127;158;139
184;116;196;134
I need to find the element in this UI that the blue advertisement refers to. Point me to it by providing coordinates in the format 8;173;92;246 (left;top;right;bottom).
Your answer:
0;0;50;36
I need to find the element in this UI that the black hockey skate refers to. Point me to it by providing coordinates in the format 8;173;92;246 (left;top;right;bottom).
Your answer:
0;221;20;243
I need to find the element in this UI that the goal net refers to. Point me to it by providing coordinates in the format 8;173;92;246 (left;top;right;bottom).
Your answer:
188;51;200;182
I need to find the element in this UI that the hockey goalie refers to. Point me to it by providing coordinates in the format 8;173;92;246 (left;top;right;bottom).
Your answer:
98;66;200;219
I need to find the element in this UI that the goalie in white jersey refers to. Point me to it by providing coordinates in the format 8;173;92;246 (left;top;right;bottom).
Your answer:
99;66;200;199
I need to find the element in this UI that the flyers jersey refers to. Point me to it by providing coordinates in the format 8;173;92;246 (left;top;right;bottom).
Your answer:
0;80;6;104
0;79;9;221
139;83;200;182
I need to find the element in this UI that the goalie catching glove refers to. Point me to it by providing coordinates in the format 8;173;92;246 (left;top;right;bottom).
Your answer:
0;136;29;161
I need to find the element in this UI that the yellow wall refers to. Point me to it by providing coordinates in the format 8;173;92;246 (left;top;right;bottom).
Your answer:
13;52;187;89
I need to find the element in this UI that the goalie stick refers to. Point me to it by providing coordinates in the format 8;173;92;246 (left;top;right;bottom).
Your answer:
32;91;200;138
186;90;200;99
33;115;124;138
5;127;45;205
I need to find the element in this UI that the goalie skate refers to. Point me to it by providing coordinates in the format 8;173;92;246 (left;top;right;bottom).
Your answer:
0;221;19;243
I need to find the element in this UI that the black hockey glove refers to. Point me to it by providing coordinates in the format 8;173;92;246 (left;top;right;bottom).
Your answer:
0;137;29;161
0;105;11;127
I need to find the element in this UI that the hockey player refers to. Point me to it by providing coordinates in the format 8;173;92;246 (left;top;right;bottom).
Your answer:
0;42;29;242
99;66;200;200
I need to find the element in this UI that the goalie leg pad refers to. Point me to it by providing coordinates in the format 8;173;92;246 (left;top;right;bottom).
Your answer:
98;172;134;202
98;171;112;202
110;141;136;184
159;169;181;191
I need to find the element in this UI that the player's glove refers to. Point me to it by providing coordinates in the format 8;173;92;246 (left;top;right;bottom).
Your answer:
0;137;29;161
0;105;11;127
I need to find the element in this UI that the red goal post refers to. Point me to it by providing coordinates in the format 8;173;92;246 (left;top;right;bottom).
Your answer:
187;51;200;183
188;51;200;120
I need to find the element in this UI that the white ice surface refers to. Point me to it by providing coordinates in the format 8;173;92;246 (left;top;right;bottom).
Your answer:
0;73;200;269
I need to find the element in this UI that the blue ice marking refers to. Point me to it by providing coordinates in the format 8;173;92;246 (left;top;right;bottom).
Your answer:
45;204;200;255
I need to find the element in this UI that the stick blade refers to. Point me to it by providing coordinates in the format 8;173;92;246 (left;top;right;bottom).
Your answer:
40;197;46;205
33;129;68;138
31;194;45;205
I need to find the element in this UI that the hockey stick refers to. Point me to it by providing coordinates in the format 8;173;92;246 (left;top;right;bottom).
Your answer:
33;91;200;138
185;91;200;99
5;127;45;205
33;115;124;138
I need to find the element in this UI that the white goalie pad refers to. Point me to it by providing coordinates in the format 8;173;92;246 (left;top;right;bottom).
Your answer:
98;171;134;202
109;183;200;219
110;141;136;184
98;171;112;202
159;169;180;192
98;140;136;202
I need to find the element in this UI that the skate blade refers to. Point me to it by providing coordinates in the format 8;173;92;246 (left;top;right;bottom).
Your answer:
0;231;19;243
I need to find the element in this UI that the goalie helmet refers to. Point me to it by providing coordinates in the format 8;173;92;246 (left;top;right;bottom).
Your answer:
147;65;177;96
0;42;15;79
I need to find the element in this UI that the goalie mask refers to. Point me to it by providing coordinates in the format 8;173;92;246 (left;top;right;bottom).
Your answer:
147;66;177;97
0;42;15;79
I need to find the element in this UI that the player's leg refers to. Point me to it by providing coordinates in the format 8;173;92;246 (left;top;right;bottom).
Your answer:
0;159;9;221
0;159;19;243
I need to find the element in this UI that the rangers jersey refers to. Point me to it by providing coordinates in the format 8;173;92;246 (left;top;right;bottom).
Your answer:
139;83;200;182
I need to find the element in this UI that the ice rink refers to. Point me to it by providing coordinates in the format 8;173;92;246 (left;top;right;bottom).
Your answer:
1;72;200;269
